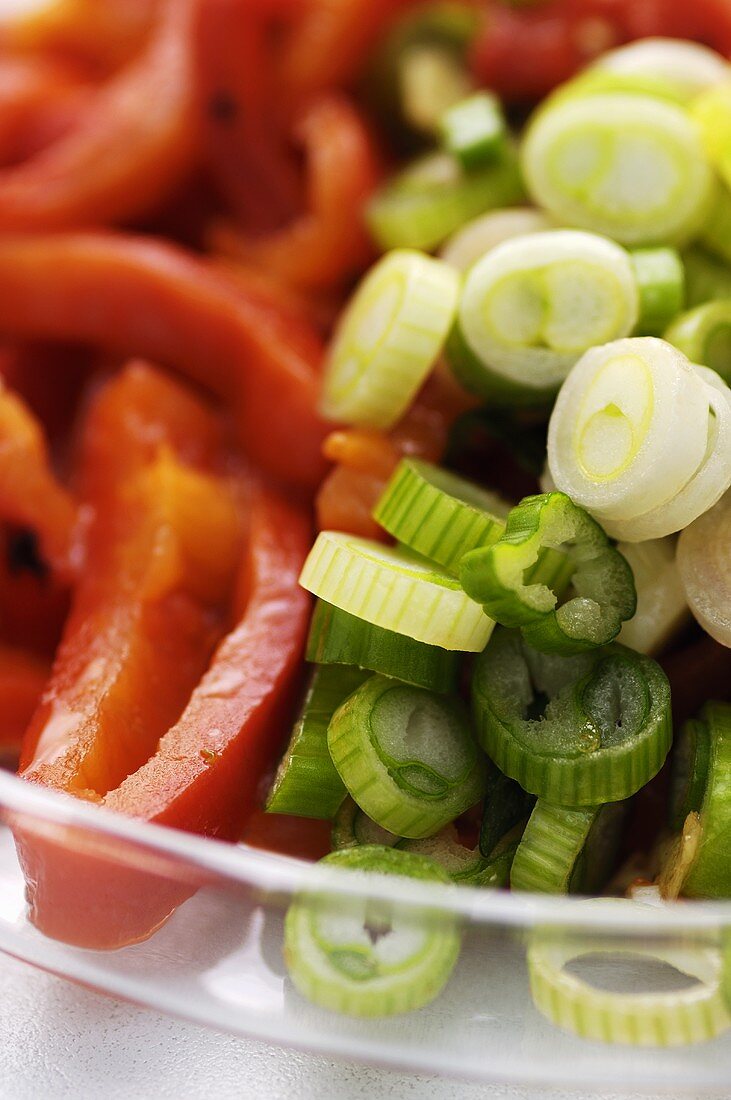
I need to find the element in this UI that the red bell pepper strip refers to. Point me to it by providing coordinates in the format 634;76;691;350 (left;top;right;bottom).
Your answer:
16;477;311;949
211;94;381;291
0;0;198;229
0;55;92;167
0;645;48;764
242;808;332;862
0;232;328;491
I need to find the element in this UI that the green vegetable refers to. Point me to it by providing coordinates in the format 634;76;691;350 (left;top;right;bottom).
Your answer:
328;674;487;838
439;91;506;169
460;491;636;654
630;247;685;336
479;761;535;858
616;538;688;656
331;797;401;851
401;821;521;887
471;629;673;806
682;247;731;308
266;665;369;819
679;702;731;899
284;845;461;1017
665;299;731;383
511;800;626;894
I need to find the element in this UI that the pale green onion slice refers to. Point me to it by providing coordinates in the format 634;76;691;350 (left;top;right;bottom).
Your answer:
682;703;731;898
683;247;731;309
328;674;486;838
665;299;731;383
320;249;459;430
439;91;506;170
677;491;731;647
510;801;626;894
401;821;519;887
400;44;473;135
617;538;689;655
528;899;731;1046
331;796;401;851
693;82;731;190
366;149;525;252
547;338;710;525
299;532;494;652
629;248;685;336
266;665;369;819
700;183;731;264
522;92;716;246
448;230;639;402
284;845;460;1017
592;39;730;101
440;207;554;271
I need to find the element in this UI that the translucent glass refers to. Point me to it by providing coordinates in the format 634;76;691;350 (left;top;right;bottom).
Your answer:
1;769;729;1092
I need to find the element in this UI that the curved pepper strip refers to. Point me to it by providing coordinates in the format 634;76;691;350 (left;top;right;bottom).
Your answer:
16;479;311;948
461;491;636;656
0;0;198;230
0;645;48;764
0;55;92;167
212;94;382;292
0;381;78;580
0;232;328;491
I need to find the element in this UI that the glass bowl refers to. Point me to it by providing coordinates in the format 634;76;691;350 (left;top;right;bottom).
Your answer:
1;768;729;1093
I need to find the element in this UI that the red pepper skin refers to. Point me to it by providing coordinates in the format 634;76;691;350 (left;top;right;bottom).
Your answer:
14;482;311;949
0;645;48;765
0;232;328;492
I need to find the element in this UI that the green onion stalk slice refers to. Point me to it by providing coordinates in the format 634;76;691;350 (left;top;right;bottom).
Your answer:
284;845;461;1018
590;38;730;102
683;246;731;308
266;665;369;819
366;147;525;252
401;821;522;887
693;81;731;191
510;800;626;894
668;715;713;834
307;598;460;694
438;91;507;170
677;490;731;648
521;92;716;246
601;365;731;543
528;899;731;1046
629;247;685;336
446;229;639;404
616;538;689;656
299;532;494;652
460;491;636;655
547;337;720;536
471;629;672;806
699;182;731;264
666;299;731;384
331;796;402;851
479;760;535;859
328;674;487;838
440;207;554;272
320;249;459;430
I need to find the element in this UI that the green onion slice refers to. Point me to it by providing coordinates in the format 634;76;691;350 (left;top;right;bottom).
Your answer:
675;702;731;900
528;899;731;1046
300;532;494;652
447;230;639;404
307;599;460;694
284;845;461;1017
616;538;688;656
439;91;506;170
320;249;459;430
666;299;731;384
331;796;402;851
669;716;712;834
591;38;730;102
401;821;520;887
328;674;487;838
547;337;727;538
440;207;554;272
266;665;369;820
471;629;672;806
479;761;535;859
629;247;685;336
522;92;716;246
366;148;525;252
683;246;731;308
677;490;731;648
460;491;636;655
511;800;626;894
694;81;731;191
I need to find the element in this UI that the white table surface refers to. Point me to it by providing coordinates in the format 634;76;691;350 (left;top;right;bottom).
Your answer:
0;951;726;1100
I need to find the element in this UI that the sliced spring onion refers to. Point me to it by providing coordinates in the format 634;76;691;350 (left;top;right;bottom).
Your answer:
400;45;473;136
284;845;461;1017
307;599;460;694
669;716;712;833
461;491;636;655
440;207;554;272
547;337;723;537
677;490;731;648
693;81;731;190
299;532;494;652
328;674;486;838
265;665;369;819
439;92;506;170
331;796;401;851
616;538;689;656
511;800;626;894
522;92;716;246
471;629;672;806
479;761;535;859
700;183;731;264
320;249;459;431
591;38;730;102
366;148;525;252
447;230;639;403
528;899;731;1046
401;821;520;887
683;246;731;309
676;703;731;899
630;248;684;336
665;300;731;384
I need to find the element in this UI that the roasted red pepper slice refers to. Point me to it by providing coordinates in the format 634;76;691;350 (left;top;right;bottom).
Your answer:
0;645;48;766
0;232;328;491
